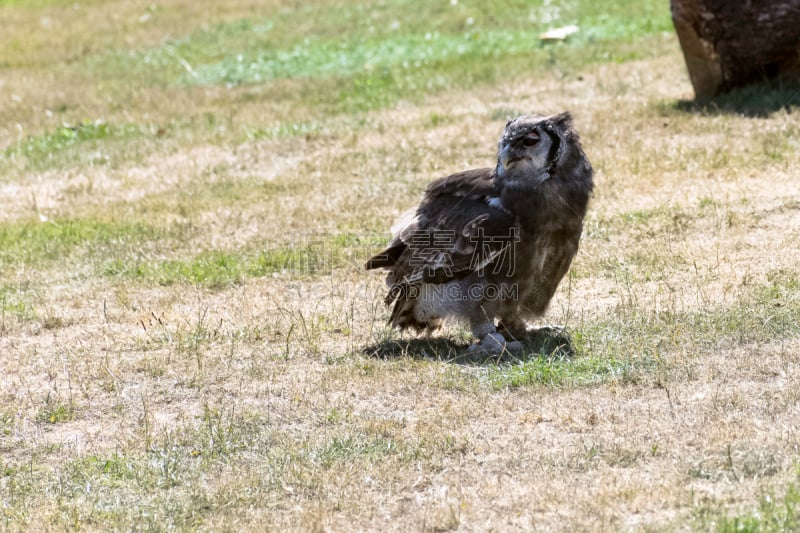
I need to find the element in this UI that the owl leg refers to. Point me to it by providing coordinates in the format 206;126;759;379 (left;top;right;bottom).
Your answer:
467;317;522;355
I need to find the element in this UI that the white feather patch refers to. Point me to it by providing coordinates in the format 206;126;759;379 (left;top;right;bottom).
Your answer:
486;196;509;213
390;208;418;236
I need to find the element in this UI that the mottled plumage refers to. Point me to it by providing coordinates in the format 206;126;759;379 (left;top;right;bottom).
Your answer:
366;112;593;352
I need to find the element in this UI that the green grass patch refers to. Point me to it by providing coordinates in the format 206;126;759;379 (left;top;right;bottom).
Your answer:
491;270;800;390
101;0;670;80
0;0;83;6
185;11;671;90
590;202;698;241
246;121;325;141
80;0;672;119
315;434;401;468
36;396;76;424
585;267;798;356
708;484;800;532
620;281;797;348
186;30;557;86
0;284;36;323
63;453;140;487
100;246;330;288
620;268;800;350
2;120;146;170
105;176;304;223
0;215;384;286
489;353;636;389
2;409;422;530
0;218;174;272
43;422;251;529
101;233;386;288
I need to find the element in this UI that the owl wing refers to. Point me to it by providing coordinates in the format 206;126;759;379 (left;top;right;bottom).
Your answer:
366;168;516;287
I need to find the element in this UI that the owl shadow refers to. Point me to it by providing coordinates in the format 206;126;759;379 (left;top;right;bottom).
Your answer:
362;326;575;365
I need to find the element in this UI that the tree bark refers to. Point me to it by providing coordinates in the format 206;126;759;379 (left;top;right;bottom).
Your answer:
671;0;800;99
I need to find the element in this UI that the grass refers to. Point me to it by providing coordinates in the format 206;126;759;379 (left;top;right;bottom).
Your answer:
696;483;800;532
0;215;383;287
0;284;36;324
35;396;76;424
3;119;146;170
1;0;800;530
0;218;170;270
0;0;674;152
489;271;800;390
488;353;638;389
675;82;800;117
93;0;672;87
100;243;343;287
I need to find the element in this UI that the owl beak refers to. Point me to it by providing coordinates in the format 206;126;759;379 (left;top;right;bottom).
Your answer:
500;153;522;169
498;143;526;173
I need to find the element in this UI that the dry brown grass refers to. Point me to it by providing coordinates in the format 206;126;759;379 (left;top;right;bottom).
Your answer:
2;1;800;530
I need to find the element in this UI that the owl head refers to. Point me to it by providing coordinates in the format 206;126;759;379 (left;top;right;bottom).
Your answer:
494;112;578;186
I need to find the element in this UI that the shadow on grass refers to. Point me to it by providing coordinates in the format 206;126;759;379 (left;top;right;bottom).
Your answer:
362;327;575;365
673;78;800;117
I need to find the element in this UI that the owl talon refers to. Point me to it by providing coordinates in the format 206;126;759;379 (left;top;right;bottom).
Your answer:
467;332;523;356
467;332;504;353
505;340;523;353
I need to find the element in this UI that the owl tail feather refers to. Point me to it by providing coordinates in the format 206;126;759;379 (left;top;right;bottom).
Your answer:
386;283;438;332
364;243;405;270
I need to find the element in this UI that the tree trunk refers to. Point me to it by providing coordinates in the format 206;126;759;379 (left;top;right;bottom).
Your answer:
671;0;800;99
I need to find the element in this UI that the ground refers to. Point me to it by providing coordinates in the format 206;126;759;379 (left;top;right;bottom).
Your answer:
1;0;799;531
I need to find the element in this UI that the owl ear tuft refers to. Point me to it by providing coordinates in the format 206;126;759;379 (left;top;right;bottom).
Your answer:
549;112;573;130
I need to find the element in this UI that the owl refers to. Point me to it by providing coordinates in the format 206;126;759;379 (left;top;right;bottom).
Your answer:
365;113;593;353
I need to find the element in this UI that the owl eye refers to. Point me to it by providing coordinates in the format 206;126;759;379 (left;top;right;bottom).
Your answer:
521;133;540;147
